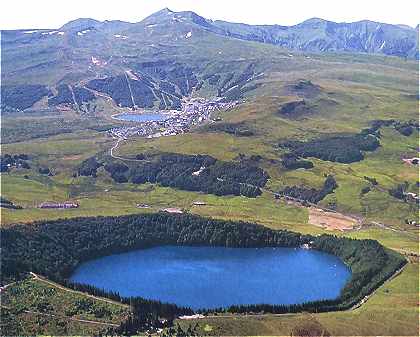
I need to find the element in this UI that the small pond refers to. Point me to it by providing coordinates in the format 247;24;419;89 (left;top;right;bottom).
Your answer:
70;246;350;310
112;112;169;122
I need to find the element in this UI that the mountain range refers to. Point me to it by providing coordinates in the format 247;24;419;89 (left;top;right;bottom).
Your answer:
4;8;418;59
1;8;418;114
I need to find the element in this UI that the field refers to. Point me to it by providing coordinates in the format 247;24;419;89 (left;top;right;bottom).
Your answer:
1;46;419;336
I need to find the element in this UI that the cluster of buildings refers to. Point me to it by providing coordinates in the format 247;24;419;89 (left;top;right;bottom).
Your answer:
108;97;238;140
179;97;237;127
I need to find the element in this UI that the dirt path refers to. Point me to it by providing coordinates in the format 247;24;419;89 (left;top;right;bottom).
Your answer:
0;281;16;292
29;308;118;326
29;272;128;308
109;137;151;163
349;259;408;310
260;188;362;230
261;188;417;237
370;221;418;238
109;137;123;159
1;305;119;327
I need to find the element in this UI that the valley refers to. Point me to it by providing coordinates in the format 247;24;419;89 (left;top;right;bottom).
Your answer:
108;97;237;142
1;6;419;337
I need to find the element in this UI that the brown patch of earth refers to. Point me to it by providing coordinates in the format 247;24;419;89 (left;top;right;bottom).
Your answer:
308;207;358;231
63;155;83;161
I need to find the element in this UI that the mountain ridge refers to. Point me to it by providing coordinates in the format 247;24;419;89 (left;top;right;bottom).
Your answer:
3;8;418;59
1;8;418;113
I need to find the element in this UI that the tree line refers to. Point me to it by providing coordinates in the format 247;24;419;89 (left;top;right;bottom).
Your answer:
1;84;50;111
279;175;338;204
280;132;380;163
1;153;30;172
281;153;314;170
367;119;419;137
48;84;95;110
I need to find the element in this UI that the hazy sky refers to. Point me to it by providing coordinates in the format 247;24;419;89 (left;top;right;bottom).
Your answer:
1;0;419;29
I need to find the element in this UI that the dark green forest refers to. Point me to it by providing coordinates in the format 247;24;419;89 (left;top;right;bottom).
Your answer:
78;153;269;197
368;119;419;137
279;175;338;203
0;153;30;172
280;132;380;163
281;153;314;170
87;75;157;109
48;84;95;109
278;100;311;116
1;85;50;111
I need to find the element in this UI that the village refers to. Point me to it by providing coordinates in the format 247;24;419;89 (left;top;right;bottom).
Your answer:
108;97;238;140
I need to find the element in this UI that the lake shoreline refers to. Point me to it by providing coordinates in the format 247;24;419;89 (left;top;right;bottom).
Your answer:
111;111;172;122
69;245;351;310
3;212;406;316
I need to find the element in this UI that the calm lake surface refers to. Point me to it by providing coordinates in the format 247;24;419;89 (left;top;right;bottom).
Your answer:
112;113;169;122
70;246;350;309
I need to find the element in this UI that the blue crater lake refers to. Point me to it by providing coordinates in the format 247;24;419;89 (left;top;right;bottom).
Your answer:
70;246;350;310
112;112;169;122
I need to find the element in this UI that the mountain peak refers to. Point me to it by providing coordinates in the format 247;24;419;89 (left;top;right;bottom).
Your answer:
296;17;328;27
146;8;174;18
60;18;101;31
141;7;176;24
155;7;174;15
141;8;213;30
